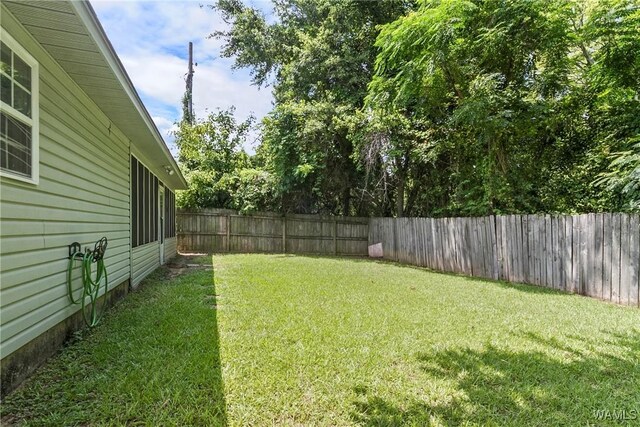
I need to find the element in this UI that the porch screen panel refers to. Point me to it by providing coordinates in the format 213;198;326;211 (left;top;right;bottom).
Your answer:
131;156;138;247
131;155;160;248
164;187;176;238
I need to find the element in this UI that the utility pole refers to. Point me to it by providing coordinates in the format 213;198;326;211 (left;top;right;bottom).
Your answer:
185;42;194;124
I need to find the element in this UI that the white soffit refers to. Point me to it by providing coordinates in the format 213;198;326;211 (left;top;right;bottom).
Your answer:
2;0;187;190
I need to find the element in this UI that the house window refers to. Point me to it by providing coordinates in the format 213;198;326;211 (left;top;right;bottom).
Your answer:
0;31;39;184
164;187;176;238
131;156;158;248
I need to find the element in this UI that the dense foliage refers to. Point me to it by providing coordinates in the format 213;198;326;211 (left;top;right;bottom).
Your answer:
366;0;639;215
174;108;278;213
177;0;639;215
212;0;413;215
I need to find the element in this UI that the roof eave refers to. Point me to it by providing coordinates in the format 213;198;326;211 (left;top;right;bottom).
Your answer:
69;0;187;190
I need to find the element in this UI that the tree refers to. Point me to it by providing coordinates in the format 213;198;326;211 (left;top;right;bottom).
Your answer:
212;0;413;214
175;107;277;212
588;0;640;210
195;0;638;215
366;0;639;215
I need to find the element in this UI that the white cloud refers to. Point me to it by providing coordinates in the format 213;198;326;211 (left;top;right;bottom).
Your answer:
91;0;274;154
151;115;179;155
192;61;273;121
119;50;272;127
151;115;174;129
91;1;225;51
119;53;185;105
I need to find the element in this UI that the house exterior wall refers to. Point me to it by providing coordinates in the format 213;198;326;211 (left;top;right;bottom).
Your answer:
131;242;161;287
0;5;183;396
164;237;177;261
0;8;132;360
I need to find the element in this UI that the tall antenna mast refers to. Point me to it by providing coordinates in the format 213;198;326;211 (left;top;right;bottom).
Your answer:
186;42;194;124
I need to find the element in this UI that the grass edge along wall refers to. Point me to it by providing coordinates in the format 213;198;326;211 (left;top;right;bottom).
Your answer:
0;1;185;396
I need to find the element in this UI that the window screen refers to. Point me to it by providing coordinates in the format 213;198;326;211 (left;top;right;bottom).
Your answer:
164;187;176;238
131;156;160;247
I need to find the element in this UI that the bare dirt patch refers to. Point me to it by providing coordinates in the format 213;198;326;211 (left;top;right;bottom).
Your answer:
166;253;212;278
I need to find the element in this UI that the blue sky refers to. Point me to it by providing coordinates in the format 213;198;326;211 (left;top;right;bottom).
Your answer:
91;0;275;154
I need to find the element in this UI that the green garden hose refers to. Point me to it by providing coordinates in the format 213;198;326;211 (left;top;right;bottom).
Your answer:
67;238;109;327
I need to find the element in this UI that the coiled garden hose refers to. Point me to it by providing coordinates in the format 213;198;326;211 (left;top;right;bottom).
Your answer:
67;238;109;327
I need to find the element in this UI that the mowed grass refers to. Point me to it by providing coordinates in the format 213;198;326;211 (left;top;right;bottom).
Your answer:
1;256;225;426
3;254;640;426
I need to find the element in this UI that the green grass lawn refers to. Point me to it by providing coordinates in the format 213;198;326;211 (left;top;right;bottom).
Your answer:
2;254;639;426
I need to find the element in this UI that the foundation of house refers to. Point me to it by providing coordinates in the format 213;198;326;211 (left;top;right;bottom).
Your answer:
0;279;130;397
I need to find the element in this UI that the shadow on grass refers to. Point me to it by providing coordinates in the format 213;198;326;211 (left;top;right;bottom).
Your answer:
128;264;228;425
170;252;213;266
351;330;640;426
205;266;228;426
0;265;228;426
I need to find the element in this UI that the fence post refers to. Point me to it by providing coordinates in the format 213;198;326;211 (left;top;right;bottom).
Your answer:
226;215;231;252
282;216;287;253
393;218;398;261
334;218;338;255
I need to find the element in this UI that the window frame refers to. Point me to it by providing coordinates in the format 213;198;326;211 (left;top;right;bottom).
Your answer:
0;29;39;185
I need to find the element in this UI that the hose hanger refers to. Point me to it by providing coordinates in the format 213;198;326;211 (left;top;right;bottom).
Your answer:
67;237;109;327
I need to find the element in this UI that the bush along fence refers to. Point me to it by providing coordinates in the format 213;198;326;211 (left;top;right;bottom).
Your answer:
369;214;640;306
177;209;369;256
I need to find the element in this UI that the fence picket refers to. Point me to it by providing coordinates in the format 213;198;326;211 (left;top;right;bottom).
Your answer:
620;214;631;305
629;214;639;307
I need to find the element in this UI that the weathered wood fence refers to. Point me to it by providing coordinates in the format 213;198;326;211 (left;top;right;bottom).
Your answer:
369;214;640;306
177;210;638;306
177;209;369;256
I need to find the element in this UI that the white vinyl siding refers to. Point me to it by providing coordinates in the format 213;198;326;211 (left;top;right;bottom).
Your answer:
164;237;177;261
0;9;130;358
131;242;160;287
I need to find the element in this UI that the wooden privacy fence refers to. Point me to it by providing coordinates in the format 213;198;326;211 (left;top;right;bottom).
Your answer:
369;214;640;306
177;210;369;256
177;210;638;306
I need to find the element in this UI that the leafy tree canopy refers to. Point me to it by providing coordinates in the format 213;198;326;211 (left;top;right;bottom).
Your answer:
213;0;413;214
179;0;639;215
175;108;278;213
